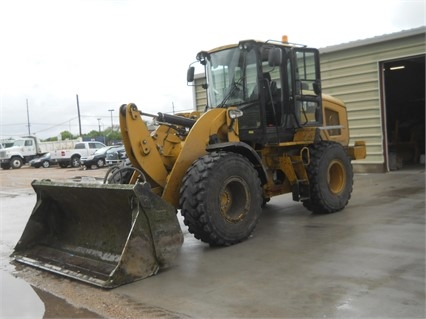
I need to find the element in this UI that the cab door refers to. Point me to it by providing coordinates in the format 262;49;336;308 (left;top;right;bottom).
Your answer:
292;48;322;126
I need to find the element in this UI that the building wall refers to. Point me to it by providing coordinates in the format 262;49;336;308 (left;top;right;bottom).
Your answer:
319;28;425;172
193;74;207;113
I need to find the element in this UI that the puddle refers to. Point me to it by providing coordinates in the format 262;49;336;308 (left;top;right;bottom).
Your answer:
1;271;102;318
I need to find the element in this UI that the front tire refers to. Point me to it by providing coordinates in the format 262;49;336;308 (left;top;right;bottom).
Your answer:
96;158;105;168
180;152;262;246
11;157;23;169
42;160;50;168
303;141;353;214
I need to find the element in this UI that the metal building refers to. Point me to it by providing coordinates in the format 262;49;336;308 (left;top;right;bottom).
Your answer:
191;27;425;172
320;27;425;172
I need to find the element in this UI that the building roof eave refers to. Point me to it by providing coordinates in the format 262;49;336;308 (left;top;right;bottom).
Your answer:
319;26;426;54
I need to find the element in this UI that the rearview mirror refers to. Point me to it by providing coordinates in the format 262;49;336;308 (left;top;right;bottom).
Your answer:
268;48;282;67
187;66;195;82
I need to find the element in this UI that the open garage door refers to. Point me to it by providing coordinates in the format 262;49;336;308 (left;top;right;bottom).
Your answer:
381;55;425;171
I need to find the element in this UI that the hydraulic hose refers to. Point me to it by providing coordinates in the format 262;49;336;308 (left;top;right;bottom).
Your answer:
156;112;196;128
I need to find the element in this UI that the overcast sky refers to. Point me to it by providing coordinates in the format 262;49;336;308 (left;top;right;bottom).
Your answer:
0;0;424;139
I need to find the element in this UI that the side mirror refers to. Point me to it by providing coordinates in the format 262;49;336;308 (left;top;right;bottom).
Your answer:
187;66;195;82
268;48;282;67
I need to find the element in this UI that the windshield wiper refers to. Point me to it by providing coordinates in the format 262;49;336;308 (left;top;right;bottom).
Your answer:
218;76;245;108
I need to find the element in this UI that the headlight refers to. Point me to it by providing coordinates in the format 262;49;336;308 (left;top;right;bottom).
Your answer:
228;109;243;119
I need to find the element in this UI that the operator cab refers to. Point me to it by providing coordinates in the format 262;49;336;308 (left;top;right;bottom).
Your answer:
189;39;323;145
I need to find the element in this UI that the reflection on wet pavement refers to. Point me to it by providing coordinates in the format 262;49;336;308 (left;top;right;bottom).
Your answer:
32;286;102;318
1;271;44;318
1;271;101;318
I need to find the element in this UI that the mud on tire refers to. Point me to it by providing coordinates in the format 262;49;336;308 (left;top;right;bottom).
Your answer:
303;141;353;214
179;151;262;246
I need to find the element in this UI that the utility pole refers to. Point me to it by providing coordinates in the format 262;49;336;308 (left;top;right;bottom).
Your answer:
26;99;31;135
97;118;101;132
108;109;114;129
76;94;82;136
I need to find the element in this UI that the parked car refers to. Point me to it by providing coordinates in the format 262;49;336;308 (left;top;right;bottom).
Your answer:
52;141;106;168
80;146;121;169
106;145;127;166
29;153;56;168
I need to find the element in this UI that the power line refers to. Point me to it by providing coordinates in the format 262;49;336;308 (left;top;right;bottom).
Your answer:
2;112;124;137
31;117;79;134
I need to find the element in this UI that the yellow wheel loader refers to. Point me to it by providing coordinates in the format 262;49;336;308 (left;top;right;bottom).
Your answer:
11;37;366;288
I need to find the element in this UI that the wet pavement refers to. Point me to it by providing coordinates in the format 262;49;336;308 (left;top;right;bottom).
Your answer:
1;271;101;318
0;165;425;318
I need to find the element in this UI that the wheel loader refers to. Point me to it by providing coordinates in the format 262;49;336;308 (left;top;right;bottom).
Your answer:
11;37;366;288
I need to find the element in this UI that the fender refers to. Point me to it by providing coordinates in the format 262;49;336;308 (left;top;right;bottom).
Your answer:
206;142;268;185
162;108;229;207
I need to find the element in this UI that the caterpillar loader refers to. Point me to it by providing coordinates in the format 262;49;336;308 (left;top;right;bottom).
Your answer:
11;37;366;288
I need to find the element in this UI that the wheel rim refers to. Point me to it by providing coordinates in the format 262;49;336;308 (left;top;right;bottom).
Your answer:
72;158;80;167
43;161;49;168
327;160;346;194
219;177;250;223
12;159;21;168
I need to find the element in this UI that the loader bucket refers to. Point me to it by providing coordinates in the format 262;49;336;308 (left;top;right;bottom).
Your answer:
11;180;183;288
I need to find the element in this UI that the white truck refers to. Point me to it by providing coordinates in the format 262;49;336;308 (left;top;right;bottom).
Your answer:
52;141;106;168
0;136;81;169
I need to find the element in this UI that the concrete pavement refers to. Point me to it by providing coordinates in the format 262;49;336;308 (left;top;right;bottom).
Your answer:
1;167;425;318
116;169;425;318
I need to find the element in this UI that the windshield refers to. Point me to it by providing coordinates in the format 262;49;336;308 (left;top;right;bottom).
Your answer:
95;146;111;155
13;140;25;147
107;146;123;154
206;47;258;108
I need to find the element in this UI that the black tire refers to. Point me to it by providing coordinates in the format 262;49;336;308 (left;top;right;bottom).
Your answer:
42;160;50;168
96;158;105;168
180;151;262;246
262;197;270;208
10;157;23;169
71;156;80;168
303;141;353;214
1;163;10;170
59;162;68;168
33;164;41;168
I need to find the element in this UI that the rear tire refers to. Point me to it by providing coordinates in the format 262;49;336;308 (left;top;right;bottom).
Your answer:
303;141;353;214
180;152;262;246
71;156;80;168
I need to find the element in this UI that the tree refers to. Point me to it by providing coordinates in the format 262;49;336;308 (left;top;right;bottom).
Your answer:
60;130;76;140
85;130;100;139
44;130;76;141
44;128;122;144
104;127;122;143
